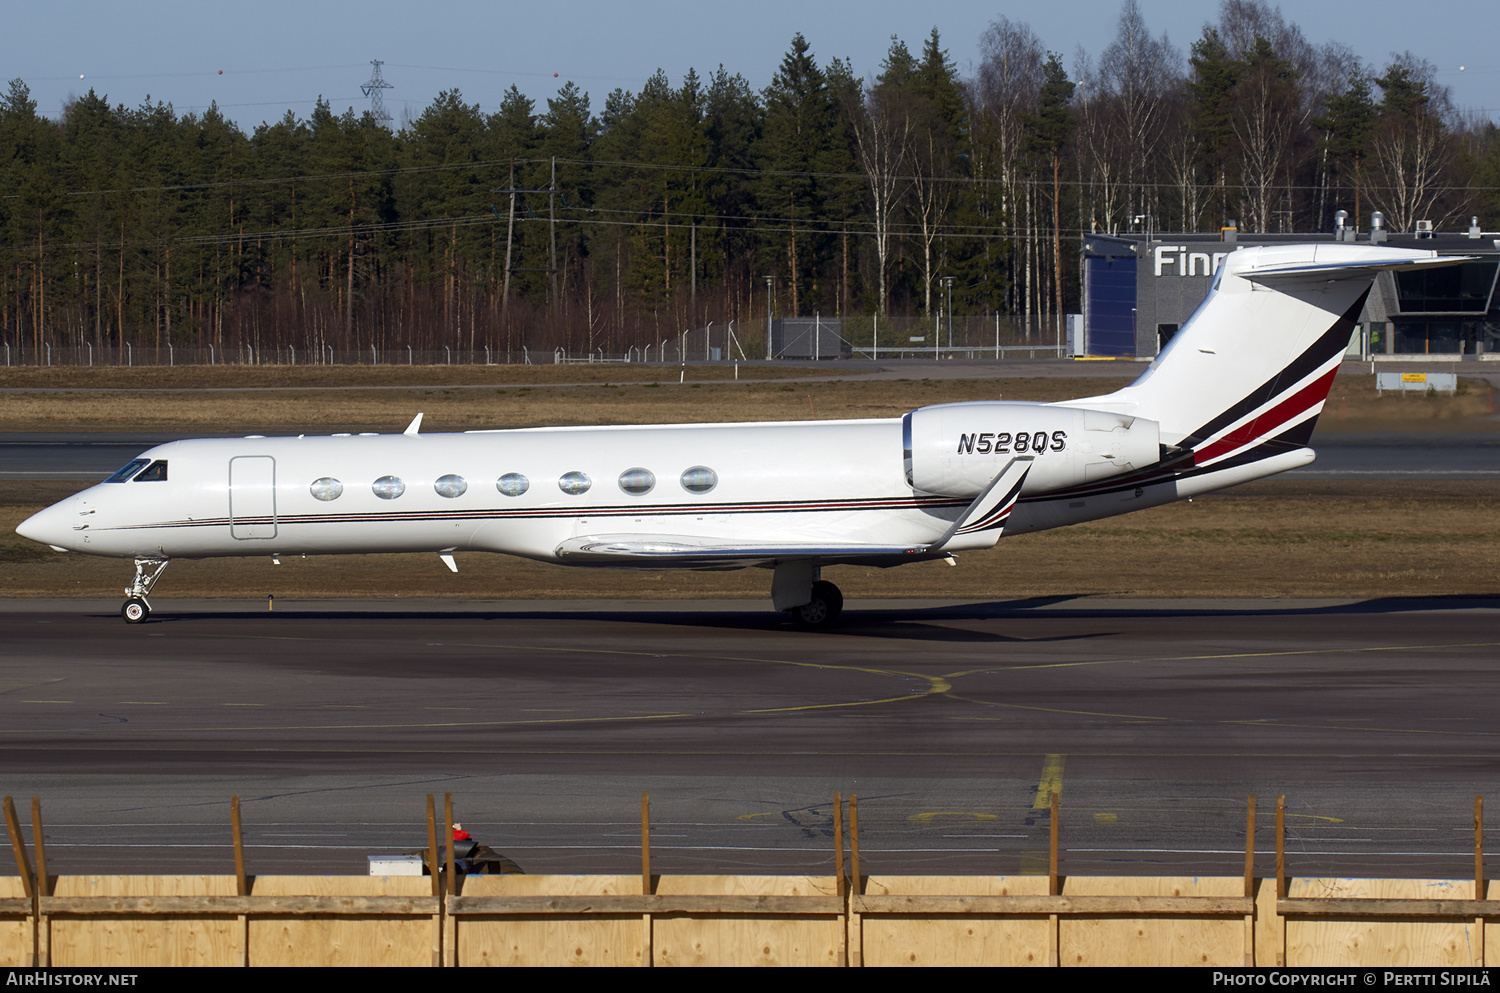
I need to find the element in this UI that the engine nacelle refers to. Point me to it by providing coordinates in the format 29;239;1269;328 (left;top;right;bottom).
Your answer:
903;402;1161;497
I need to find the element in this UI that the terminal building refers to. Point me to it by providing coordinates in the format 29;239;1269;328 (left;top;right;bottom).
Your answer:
1081;216;1500;360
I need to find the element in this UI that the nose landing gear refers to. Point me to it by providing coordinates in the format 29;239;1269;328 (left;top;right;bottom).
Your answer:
121;558;169;624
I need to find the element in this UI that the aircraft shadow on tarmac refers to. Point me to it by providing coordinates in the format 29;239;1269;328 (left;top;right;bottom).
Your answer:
84;593;1500;643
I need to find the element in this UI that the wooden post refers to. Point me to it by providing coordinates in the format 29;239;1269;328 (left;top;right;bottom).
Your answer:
1049;791;1059;896
850;794;861;895
30;797;48;967
833;792;844;899
1470;798;1482;906
444;794;456;883
849;794;861;969
4;797;35;967
425;795;440;967
1476;798;1488;966
444;793;457;969
3;796;33;902
1049;791;1060;967
641;792;653;967
832;792;846;968
230;795;248;967
231;796;247;895
1244;795;1256;967
1276;794;1286;967
1275;795;1285;899
30;798;46;900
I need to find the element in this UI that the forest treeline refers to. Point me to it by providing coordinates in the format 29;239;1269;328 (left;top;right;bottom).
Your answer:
2;0;1498;360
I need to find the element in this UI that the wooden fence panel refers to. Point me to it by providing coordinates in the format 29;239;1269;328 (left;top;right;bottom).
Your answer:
0;876;30;967
1058;876;1248;967
1284;878;1483;967
454;875;645;967
856;876;1052;967
651;876;842;967
46;876;241;968
247;876;435;967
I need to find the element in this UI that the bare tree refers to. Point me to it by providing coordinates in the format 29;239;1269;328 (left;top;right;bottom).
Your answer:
1230;37;1299;232
1367;54;1458;231
1099;0;1182;225
845;78;913;317
974;17;1043;314
1073;52;1126;233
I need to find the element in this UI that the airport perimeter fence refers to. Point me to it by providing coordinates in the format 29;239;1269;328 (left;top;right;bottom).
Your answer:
5;793;1497;967
1;315;1071;369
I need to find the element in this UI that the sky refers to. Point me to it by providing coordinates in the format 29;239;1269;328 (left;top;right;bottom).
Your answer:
4;0;1496;131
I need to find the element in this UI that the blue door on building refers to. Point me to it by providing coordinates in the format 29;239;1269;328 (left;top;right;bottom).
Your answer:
1086;253;1137;356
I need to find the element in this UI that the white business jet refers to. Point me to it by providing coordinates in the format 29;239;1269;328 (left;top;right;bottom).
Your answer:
17;244;1460;626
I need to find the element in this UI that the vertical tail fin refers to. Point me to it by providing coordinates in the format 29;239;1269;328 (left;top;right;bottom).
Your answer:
1081;245;1466;472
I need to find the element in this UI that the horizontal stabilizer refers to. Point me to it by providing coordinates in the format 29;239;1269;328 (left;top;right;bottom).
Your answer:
1243;253;1472;283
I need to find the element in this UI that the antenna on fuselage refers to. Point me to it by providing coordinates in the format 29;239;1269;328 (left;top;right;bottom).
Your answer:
404;412;423;437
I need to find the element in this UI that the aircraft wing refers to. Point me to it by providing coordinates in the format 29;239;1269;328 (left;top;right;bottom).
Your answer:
554;534;938;568
556;458;1036;569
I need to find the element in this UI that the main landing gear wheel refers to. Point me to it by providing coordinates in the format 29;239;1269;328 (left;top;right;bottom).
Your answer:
789;580;844;630
122;598;150;624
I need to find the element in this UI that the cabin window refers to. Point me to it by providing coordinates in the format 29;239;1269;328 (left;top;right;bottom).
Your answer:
434;474;468;499
618;468;656;495
309;477;344;501
680;466;718;494
133;460;168;482
497;473;530;497
104;459;150;483
372;475;406;500
558;471;592;495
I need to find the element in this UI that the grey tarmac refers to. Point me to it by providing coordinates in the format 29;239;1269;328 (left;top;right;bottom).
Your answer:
2;596;1497;880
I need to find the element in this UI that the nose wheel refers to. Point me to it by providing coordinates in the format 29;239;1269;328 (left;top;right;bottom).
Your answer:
121;557;169;624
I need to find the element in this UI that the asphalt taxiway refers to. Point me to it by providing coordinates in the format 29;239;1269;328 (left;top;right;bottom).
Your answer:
4;596;1497;879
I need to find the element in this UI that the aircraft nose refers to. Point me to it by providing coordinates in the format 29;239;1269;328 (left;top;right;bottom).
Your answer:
16;500;80;551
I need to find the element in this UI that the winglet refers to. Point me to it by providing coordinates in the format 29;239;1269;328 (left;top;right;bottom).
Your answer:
404;412;424;437
929;456;1034;554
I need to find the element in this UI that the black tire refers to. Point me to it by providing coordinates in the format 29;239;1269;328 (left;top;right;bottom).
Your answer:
121;598;149;624
789;580;843;630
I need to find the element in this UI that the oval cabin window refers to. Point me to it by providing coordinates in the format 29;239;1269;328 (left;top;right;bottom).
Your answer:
372;475;406;500
680;466;718;494
618;468;656;495
309;477;343;501
497;473;530;497
558;471;592;495
434;474;468;499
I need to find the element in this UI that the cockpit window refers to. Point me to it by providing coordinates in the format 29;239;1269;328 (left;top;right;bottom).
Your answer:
133;460;168;482
105;459;150;483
